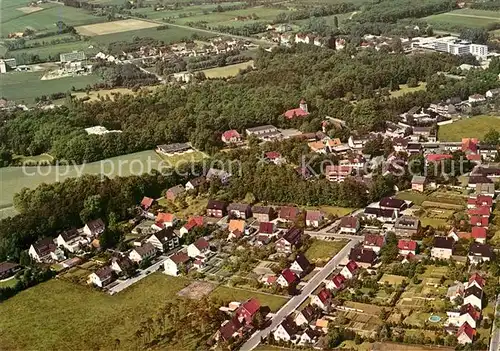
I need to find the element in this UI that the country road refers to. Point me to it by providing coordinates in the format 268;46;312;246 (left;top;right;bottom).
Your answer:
239;237;362;351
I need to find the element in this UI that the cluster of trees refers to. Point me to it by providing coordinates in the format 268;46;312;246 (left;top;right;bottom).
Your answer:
93;62;159;88
0;171;187;261
0;266;55;301
470;0;500;11
274;3;357;23
185;52;252;71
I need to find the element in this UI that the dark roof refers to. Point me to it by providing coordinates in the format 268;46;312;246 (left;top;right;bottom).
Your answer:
86;218;105;232
464;285;483;299
298;305;316;323
188;176;206;187
349;247;377;264
193;237;210;251
95;266;113;280
472;166;500;177
207;200;227;210
0;261;20;275
259;222;274;234
246;125;277;133
152;227;176;243
282;227;302;245
111;256;133;270
293;254;311;271
227;203;250;212
279;206;300;220
340;216;359;229
219;317;242;341
469;243;494;258
433;236;455;249
32;237;57;256
133;243;156;257
468;176;493;185
379;197;406;209
59;228;79;241
157;142;191;153
364;207;397;218
252;206;273;215
279;317;298;336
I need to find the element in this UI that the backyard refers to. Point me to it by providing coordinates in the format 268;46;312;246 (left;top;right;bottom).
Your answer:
209;285;288;312
0;274;191;350
305;239;348;265
438;115;500;141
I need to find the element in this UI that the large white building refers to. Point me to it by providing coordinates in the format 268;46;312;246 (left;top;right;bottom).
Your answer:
412;36;488;59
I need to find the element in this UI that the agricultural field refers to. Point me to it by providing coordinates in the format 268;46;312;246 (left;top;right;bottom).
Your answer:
76;19;161;36
157;195;209;220
438;115;500;141
305;239;348;264
7;39;99;62
209;286;287;312
0;71;103;104
202;60;254;78
0;150;165;208
1;1;102;35
0;274;191;350
131;2;246;21
155;149;208;166
396;189;466;207
425;9;500;30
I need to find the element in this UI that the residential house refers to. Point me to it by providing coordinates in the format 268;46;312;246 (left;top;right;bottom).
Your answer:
340;260;359;280
83;218;105;237
245;125;282;141
222;129;242;144
467;195;493;209
28;238;64;263
276;227;302;254
273;317;298;342
379;197;408;213
446;282;465;302
206;168;231;185
88;266;115;288
146;228;179;252
471;227;487;244
411;175;427;192
486;88;500;98
277;268;298;288
206;200;228;218
394;216;420;237
279;206;300;222
348;247;377;268
299;328;322;346
431;236;454;259
468;94;486;103
140;196;155;211
468;243;494;264
364;207;399;223
464;285;483;310
325;165;352;182
326;273;346;290
187;237;210;258
470;216;488;228
227;219;246;241
456;322;475;344
476;183;495;197
339;216;360;234
55;228;87;253
459;304;481;329
363;234;385;253
227;203;252;219
0;262;21;279
165;185;185;201
265;151;285;165
179;216;204;237
216;317;242;343
305;210;323;228
295;305;318;327
467;273;485;290
110;256;134;275
311;288;333;312
252;206;275;222
467;206;490;218
289;254;311;277
155;212;176;229
259;222;275;235
236;298;261;325
398;239;417;255
129;243;157;264
164;252;191;276
185;176;206;191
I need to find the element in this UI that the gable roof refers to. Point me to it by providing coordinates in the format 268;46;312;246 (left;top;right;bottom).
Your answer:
111;256;133;271
94;266;113;280
280;268;297;284
278;317;298;336
222;129;241;140
464;285;483;299
183;216;204;231
140;197;154;209
86;218;105;232
32;237;57;256
227;203;250;212
345;260;359;274
252;206;273;215
470;216;488;227
169;252;190;264
340;216;359;229
379;197;406;209
457;322;475;341
279;206;300;220
207;199;227;210
469;273;486;289
240;298;261;316
265;151;281;160
297;305;316;323
293;254;311;271
193;237;210;251
281;227;302;245
469;243;494;258
228;219;245;233
349;247;377;264
460;303;481;320
316;288;332;303
433;236;454;249
219;317;242;341
156;212;175;223
0;261;20;275
364;234;384;248
398;239;417;251
166;185;185;197
306;210;322;221
467;206;490;216
471;227;487;240
152;228;176;243
59;228;79;242
187;176;206;187
331;273;346;287
133;242;156;257
259;222;274;234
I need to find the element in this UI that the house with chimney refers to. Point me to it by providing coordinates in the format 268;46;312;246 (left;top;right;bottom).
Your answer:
363;234;385;253
277;268;298;288
187;237;210;258
146;228;179;252
83;218;106;237
349;247;377;268
227;203;252;219
339;216;360;234
295;305;319;327
273;317;298;342
164;252;191;276
394;216;420;237
55;228;88;253
289;254;311;277
340;260;359;279
276;227;303;254
236;298;261;325
398;239;417;255
456;322;475;344
129;243;157;263
326;273;346;290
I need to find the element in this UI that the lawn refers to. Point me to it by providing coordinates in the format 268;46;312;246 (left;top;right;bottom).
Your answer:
202;60;254;78
0;277;18;288
0;274;191;350
396;189;466;207
72;86;158;102
378;274;406;286
438;115;500;141
209;286;287;312
12;153;54;165
389;83;427;98
425;9;500;30
305;205;355;217
403;311;447;327
155;149;208;167
305;239;348;264
1;71;103;104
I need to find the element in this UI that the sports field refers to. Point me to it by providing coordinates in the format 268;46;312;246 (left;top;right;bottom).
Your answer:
0;274;191;350
438;115;500;141
425;9;500;29
76;19;161;36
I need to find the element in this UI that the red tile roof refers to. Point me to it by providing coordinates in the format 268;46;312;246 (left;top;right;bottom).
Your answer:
426;154;453;162
222;129;240;140
467;154;481;161
331;273;346;287
284;108;309;119
193;237;209;251
456;322;475;341
140;196;154;209
183;216;204;231
462;138;478;153
259;222;274;234
280;268;297;284
476;195;493;207
469;272;486;289
316;288;332;303
470;216;488;227
398;239;417;251
265;151;281;159
471;227;487;240
364;234;384;248
306;210;322;221
279;206;300;220
460;303;481;320
340;216;359;229
467;206;490;216
240;298;261;316
345;260;359;274
156;212;175;223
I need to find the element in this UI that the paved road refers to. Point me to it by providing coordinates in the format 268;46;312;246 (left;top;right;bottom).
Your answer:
489;294;500;351
239;238;361;351
108;255;167;295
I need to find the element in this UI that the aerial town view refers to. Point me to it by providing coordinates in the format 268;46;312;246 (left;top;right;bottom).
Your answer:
1;0;500;350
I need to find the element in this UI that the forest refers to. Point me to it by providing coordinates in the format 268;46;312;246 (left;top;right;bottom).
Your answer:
3;45;497;165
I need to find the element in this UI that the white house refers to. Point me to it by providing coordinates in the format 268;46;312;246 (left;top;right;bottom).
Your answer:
431;237;454;259
29;238;65;263
340;260;359;280
273;318;298;342
164;252;191;276
128;243;157;263
83;218;105;237
305;210;323;228
289;255;311;277
326;273;346;291
339;216;360;234
463;286;483;310
456;322;475;344
55;229;88;253
146;228;179;252
187;238;210;258
88;266;114;288
310;288;332;312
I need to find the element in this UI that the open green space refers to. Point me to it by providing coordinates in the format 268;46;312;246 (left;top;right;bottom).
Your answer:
389;83;427;98
305;239;348;263
155;150;208;165
378;274;406;286
304;205;354;217
0;274;191;350
425;9;500;30
209;286;287;312
0;277;18;288
0;71;103;104
7;39;99;62
1;2;102;35
202;60;254;78
438;115;500;141
396;189;466;207
131;2;246;21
